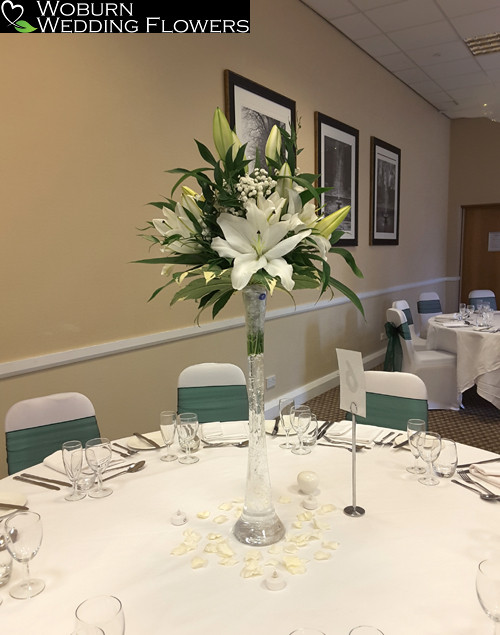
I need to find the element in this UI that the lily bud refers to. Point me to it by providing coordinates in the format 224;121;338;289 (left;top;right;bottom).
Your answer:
265;125;282;164
316;205;350;238
276;162;293;198
213;107;234;162
180;187;203;221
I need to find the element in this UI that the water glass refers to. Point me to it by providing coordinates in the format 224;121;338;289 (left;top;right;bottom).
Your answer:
0;533;12;587
279;397;295;449
85;438;113;498
349;628;385;635
417;432;442;486
177;413;199;464
433;438;458;478
4;511;45;599
290;405;312;455
459;303;467;320
62;440;85;502
303;414;319;449
75;595;125;634
159;410;177;462
476;556;500;634
406;419;426;474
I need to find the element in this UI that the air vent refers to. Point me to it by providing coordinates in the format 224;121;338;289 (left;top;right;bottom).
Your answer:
464;32;500;55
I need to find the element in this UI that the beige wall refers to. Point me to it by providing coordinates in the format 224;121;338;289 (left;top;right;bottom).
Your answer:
0;0;453;477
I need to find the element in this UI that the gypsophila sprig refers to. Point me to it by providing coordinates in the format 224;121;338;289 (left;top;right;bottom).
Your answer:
136;107;364;322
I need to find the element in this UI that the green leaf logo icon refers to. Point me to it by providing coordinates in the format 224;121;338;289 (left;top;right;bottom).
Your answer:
14;19;36;32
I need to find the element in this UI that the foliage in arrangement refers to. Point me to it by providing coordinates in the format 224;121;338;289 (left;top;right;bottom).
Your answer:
137;108;364;322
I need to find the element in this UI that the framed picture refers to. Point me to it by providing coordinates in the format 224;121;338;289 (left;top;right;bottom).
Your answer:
224;70;296;172
370;137;401;245
315;112;359;246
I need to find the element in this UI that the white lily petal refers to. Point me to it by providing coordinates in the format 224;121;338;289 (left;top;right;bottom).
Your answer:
265;230;311;260
231;254;266;290
264;258;295;291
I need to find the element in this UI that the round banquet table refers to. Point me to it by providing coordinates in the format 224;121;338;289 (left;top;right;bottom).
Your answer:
0;426;498;635
426;313;500;409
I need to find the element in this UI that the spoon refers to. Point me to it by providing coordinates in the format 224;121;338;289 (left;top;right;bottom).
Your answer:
452;479;500;501
202;440;249;448
103;460;146;481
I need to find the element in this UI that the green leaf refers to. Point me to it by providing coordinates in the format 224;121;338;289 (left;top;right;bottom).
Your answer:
330;247;364;278
15;20;37;32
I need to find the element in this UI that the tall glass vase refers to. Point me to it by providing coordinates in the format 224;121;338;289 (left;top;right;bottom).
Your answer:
233;285;286;546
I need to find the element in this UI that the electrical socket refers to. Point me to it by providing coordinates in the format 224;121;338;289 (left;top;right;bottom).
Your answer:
266;375;276;389
380;331;387;341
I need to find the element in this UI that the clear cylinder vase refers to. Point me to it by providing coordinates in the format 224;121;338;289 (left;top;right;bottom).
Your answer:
232;285;286;546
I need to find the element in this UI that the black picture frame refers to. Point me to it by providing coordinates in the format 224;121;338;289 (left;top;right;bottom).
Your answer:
224;70;296;172
315;112;359;246
370;137;401;245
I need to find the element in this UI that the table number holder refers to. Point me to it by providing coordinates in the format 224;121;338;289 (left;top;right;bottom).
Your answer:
343;400;365;517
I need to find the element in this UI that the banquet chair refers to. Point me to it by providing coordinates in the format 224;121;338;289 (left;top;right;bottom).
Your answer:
346;370;428;430
468;289;497;311
5;392;100;475
417;291;442;338
177;363;249;424
385;307;461;410
392;300;426;350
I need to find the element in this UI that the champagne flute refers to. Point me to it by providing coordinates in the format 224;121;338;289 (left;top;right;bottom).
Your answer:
177;413;199;464
160;410;177;462
417;432;442;486
290;405;312;455
62;440;85;501
85;438;113;498
4;511;44;599
279;397;295;449
406;418;427;474
476;556;500;634
75;594;125;634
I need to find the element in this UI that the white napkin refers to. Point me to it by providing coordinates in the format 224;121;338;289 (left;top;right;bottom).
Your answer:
469;463;500;489
325;422;379;445
43;450;122;474
200;421;249;442
441;321;468;328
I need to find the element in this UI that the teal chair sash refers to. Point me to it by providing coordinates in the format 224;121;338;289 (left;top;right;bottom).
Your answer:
346;393;427;430
177;385;249;424
383;321;411;372
417;299;442;314
470;296;497;310
401;307;413;325
6;415;100;475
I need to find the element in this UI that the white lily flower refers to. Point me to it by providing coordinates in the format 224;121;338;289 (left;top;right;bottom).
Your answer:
211;206;311;291
153;200;200;255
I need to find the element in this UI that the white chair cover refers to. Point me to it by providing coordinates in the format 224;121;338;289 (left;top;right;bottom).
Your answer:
392;300;426;350
386;307;461;410
178;363;246;388
417;291;442;338
5;392;96;432
468;289;497;311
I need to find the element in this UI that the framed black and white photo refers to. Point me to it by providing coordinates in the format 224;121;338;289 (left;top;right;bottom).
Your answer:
224;70;296;172
370;137;401;245
315;112;359;246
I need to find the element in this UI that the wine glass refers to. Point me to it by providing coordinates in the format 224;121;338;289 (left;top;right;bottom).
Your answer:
459;303;467;320
278;397;295;449
85;438;113;498
290;405;312;455
417;432;442;486
75;594;125;634
177;413;199;464
62;440;85;501
160;410;177;462
4;511;44;599
476;556;500;634
406;419;426;474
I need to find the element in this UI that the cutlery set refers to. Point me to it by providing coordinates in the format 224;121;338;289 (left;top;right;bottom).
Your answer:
452;469;500;502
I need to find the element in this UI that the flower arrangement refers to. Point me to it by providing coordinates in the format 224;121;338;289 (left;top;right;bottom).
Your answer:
137;108;363;322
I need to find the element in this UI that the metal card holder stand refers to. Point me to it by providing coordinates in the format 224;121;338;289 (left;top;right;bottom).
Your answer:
343;401;365;517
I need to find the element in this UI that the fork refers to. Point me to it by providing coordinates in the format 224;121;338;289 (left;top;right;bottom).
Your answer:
373;431;397;446
458;470;499;496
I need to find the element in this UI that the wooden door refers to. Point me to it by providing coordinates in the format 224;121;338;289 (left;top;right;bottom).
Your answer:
460;204;500;304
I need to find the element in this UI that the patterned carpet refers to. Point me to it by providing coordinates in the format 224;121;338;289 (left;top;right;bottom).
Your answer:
305;376;500;454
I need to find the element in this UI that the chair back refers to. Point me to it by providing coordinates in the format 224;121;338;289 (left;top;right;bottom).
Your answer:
392;299;419;338
385;307;415;372
177;363;249;424
417;292;442;338
5;392;100;475
468;289;497;311
348;370;428;430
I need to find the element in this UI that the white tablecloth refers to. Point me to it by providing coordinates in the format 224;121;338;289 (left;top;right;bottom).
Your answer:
427;314;500;408
0;427;498;635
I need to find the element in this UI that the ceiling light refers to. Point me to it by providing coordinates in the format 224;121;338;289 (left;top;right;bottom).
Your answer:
464;32;500;55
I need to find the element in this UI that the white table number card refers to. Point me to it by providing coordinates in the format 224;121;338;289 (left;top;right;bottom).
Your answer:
336;349;366;418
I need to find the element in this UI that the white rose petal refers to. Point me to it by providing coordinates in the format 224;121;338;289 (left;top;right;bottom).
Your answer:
191;556;208;569
213;515;228;524
283;556;308;575
171;544;190;556
318;504;336;514
279;495;292;504
218;502;233;511
197;511;210;519
322;541;340;550
314;551;331;561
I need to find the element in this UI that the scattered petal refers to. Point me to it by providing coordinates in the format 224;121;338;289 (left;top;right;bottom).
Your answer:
314;551;331;561
213;515;228;524
191;556;208;569
197;511;210;519
322;541;340;550
318;504;336;514
283;556;308;575
218;502;233;511
171;544;190;556
312;518;330;531
278;495;292;504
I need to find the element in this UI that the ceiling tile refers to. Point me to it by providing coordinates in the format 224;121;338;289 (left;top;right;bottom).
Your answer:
351;0;403;10
438;71;491;90
300;0;358;20
377;51;416;71
366;0;444;32
332;13;382;39
436;0;500;19
423;57;483;80
476;51;500;70
394;66;434;83
388;21;459;50
356;33;401;56
408;78;447;96
451;8;500;39
405;40;471;66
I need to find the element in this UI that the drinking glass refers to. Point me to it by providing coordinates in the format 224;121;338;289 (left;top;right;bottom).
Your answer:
406;419;426;474
160;410;177;462
62;440;85;501
177;413;199;464
433;438;458;478
467;304;475;320
303;414;319;449
279;397;295;449
417;432;442;486
349;628;384;635
476;556;500;634
75;595;125;635
85;438;113;498
459;303;467;320
290;405;312;455
289;630;326;635
4;511;44;599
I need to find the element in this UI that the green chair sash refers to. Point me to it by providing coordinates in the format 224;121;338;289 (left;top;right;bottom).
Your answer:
346;393;428;430
6;415;100;475
402;307;413;325
383;321;411;372
470;296;497;310
417;299;442;314
177;385;249;424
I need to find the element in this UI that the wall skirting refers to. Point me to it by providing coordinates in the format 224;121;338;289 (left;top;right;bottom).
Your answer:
0;276;458;379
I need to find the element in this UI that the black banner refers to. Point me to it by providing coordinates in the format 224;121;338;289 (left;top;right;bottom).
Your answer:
0;1;250;34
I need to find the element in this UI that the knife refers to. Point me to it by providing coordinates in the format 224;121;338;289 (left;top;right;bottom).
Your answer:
457;457;500;469
112;442;138;455
392;438;409;449
317;421;334;440
133;432;161;449
13;475;60;490
21;473;71;487
0;502;29;511
271;418;280;436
